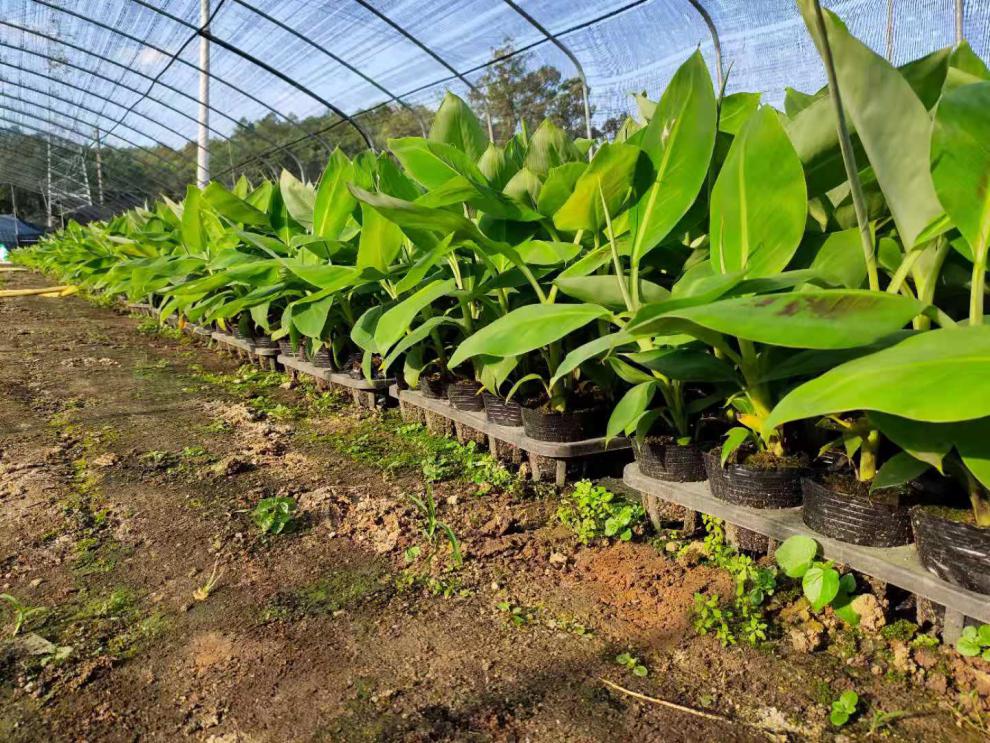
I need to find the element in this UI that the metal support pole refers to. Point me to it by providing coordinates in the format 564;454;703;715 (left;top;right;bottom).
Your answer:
45;137;53;229
885;0;895;60
10;185;19;246
197;0;211;188
955;0;964;44
94;127;104;205
81;142;92;207
686;0;723;91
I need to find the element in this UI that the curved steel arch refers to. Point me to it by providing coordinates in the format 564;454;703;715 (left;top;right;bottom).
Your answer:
349;0;495;141
0;47;226;141
0;19;302;177
0;56;219;176
129;0;376;152
0;106;187;197
29;0;334;154
232;0;429;139
0;145;91;196
0;44;304;184
0;83;195;185
687;0;724;89
0;160;141;214
0;59;212;164
210;0;662;182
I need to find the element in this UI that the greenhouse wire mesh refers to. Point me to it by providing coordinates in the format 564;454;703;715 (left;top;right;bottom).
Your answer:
0;0;987;225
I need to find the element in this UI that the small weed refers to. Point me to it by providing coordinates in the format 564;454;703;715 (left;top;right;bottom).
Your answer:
136;317;183;340
135;317;160;335
306;389;346;416
496;600;537;627
556;480;645;544
247;395;300;421
544;613;591;636
956;624;990;660
179;445;210;459
252;496;296;535
775;535;859;625
615;651;648;677
139;450;177;470
829;689;859;727
690;516;774;647
106;611;169;659
193;559;224;602
133;358;170;377
911;633;940;649
73;535;120;576
204;418;233;434
193;365;285;397
867;708;917;736
0;594;47;636
80;289;118;309
306;416;514;489
424;575;472;598
407;486;461;568
881;618;919;642
77;587;135;620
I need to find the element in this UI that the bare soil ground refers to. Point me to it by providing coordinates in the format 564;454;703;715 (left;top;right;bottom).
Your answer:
1;270;988;742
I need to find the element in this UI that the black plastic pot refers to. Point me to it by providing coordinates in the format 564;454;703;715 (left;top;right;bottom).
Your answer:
277;339;293;357
482;392;523;427
702;450;804;509
801;478;913;547
912;508;990;595
310;346;333;369
419;376;449;400
253;335;278;352
635;438;706;482
447;379;484;411
521;405;605;443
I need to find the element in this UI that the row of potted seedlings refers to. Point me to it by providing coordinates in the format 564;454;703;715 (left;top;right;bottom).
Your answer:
14;4;990;599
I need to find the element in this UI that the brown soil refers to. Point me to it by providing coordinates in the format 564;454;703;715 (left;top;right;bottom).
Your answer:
0;270;986;742
920;505;985;528
738;449;807;471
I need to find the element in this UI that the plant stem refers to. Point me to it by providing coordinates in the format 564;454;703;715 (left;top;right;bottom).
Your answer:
738;339;780;456
811;0;880;291
946;454;990;527
886;249;922;294
599;185;634;312
859;428;879;482
970;246;987;325
912;237;950;330
966;470;990;528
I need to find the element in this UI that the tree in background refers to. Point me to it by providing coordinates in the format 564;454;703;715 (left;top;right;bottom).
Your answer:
469;43;591;142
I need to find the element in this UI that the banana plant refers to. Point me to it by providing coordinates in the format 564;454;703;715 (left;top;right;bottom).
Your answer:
766;325;990;525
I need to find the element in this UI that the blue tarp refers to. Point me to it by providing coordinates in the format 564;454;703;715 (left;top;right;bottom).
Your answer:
0;215;44;247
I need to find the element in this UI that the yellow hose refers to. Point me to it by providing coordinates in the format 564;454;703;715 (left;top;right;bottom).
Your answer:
0;285;78;298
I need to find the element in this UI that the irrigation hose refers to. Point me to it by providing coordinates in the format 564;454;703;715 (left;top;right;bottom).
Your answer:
0;285;78;298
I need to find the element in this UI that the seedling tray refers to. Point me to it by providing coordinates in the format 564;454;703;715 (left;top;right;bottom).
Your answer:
277;353;333;383
208;331;274;356
623;462;990;634
277;355;394;408
126;302;154;316
185;323;212;338
396;388;630;486
328;372;394;392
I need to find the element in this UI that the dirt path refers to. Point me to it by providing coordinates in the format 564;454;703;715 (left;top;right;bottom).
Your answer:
0;270;984;742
